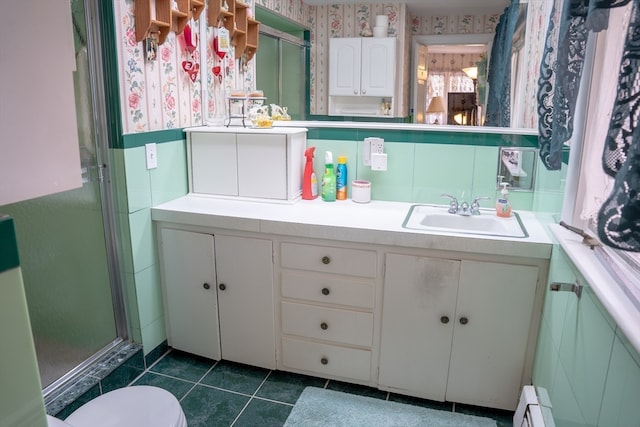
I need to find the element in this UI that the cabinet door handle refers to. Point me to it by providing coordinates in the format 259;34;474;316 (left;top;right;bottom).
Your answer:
459;316;469;325
203;283;210;290
321;287;330;296
320;357;329;365
321;256;331;265
440;315;449;324
362;89;367;94
353;89;358;95
218;283;226;291
320;322;328;330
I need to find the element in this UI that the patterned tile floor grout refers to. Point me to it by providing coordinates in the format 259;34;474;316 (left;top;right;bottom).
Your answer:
128;348;513;427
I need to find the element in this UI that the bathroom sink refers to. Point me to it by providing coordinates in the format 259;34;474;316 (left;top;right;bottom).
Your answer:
403;204;528;238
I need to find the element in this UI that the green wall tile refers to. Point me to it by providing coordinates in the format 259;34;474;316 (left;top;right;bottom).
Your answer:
551;362;587;427
135;264;163;329
141;316;167;356
598;335;640;427
150;140;189;206
109;149;129;214
471;146;500;204
532;317;560;395
543;247;574;351
124;147;152;213
128;208;156;274
358;142;415;202
123;272;141;338
413;144;475;204
558;288;615;425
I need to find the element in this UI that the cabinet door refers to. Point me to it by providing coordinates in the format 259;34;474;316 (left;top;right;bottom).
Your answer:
378;253;461;400
329;38;361;96
190;132;238;195
237;134;287;199
361;38;395;97
215;235;276;369
159;228;221;360
446;260;539;410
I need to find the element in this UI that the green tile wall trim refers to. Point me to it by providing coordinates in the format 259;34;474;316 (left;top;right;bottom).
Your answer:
98;0;124;150
307;127;539;147
122;129;187;149
0;215;20;272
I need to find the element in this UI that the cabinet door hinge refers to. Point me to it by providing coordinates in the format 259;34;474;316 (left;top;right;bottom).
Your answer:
98;163;107;183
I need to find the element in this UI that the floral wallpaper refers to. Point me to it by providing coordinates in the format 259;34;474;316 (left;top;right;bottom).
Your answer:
115;0;502;132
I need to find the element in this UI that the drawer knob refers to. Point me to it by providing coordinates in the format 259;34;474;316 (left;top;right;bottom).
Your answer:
440;315;449;324
203;283;210;290
219;283;226;291
321;256;331;265
320;357;329;365
320;322;328;330
321;287;330;296
459;316;469;325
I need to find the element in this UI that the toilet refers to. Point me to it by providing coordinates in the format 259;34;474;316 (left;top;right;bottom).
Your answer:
46;386;187;427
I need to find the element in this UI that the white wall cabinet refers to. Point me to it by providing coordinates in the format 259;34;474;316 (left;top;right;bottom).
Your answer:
328;37;397;117
159;228;276;369
379;253;539;410
187;127;306;201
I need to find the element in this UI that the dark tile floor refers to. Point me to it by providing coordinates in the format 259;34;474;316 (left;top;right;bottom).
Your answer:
131;348;513;427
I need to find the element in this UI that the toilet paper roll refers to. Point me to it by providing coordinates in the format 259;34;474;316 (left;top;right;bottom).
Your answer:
375;15;388;27
373;26;387;38
352;180;371;203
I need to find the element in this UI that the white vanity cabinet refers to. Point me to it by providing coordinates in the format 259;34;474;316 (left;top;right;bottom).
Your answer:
158;228;276;369
187;127;306;201
328;37;397;117
278;241;379;385
378;253;540;410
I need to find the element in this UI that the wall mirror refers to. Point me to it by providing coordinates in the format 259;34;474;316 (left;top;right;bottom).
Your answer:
412;1;532;129
497;147;537;192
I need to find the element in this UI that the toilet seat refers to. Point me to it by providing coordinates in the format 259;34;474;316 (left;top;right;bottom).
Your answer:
62;386;187;427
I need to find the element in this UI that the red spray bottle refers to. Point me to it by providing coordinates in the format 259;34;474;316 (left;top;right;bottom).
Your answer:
302;147;318;200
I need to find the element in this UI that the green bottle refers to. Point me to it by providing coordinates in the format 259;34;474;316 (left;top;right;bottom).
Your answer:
321;151;336;202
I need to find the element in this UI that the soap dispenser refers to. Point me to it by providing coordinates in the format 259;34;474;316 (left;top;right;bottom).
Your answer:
496;182;512;218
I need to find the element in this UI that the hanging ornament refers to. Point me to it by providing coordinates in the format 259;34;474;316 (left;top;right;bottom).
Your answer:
181;19;200;82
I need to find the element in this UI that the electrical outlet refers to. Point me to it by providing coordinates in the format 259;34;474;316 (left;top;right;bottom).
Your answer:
363;137;384;166
145;143;158;170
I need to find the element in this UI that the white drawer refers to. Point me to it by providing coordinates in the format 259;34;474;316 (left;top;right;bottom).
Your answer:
281;301;373;347
281;270;375;309
280;242;377;278
281;336;372;382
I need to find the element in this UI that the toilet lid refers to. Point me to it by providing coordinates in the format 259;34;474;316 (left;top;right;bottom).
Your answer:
64;386;187;427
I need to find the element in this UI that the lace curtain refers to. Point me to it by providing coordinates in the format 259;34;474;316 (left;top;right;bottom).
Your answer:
485;0;520;127
537;0;638;250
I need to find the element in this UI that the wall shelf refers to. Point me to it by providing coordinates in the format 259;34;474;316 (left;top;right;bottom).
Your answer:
135;0;172;44
206;0;260;60
136;0;204;44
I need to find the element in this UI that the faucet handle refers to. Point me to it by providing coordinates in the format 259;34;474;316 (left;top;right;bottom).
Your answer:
470;196;491;215
441;194;459;214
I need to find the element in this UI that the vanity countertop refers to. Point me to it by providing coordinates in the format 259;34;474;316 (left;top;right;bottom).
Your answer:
152;195;553;260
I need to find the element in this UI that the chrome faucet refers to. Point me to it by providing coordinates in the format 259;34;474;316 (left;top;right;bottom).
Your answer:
441;194;459;214
442;194;490;215
470;196;491;215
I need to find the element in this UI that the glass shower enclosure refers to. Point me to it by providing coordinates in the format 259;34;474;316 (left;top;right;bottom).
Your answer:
0;0;126;390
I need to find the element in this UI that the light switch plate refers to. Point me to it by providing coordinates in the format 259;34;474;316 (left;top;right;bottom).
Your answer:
371;153;387;171
145;143;158;170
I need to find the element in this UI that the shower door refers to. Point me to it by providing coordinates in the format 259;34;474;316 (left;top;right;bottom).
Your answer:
0;0;123;389
257;28;307;120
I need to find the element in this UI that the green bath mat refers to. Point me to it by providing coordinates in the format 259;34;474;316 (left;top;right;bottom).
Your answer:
284;387;497;427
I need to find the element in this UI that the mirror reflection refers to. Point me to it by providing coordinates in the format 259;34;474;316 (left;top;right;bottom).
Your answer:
412;1;531;128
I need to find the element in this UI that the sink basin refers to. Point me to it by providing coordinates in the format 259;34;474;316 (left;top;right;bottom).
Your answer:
403;204;528;238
